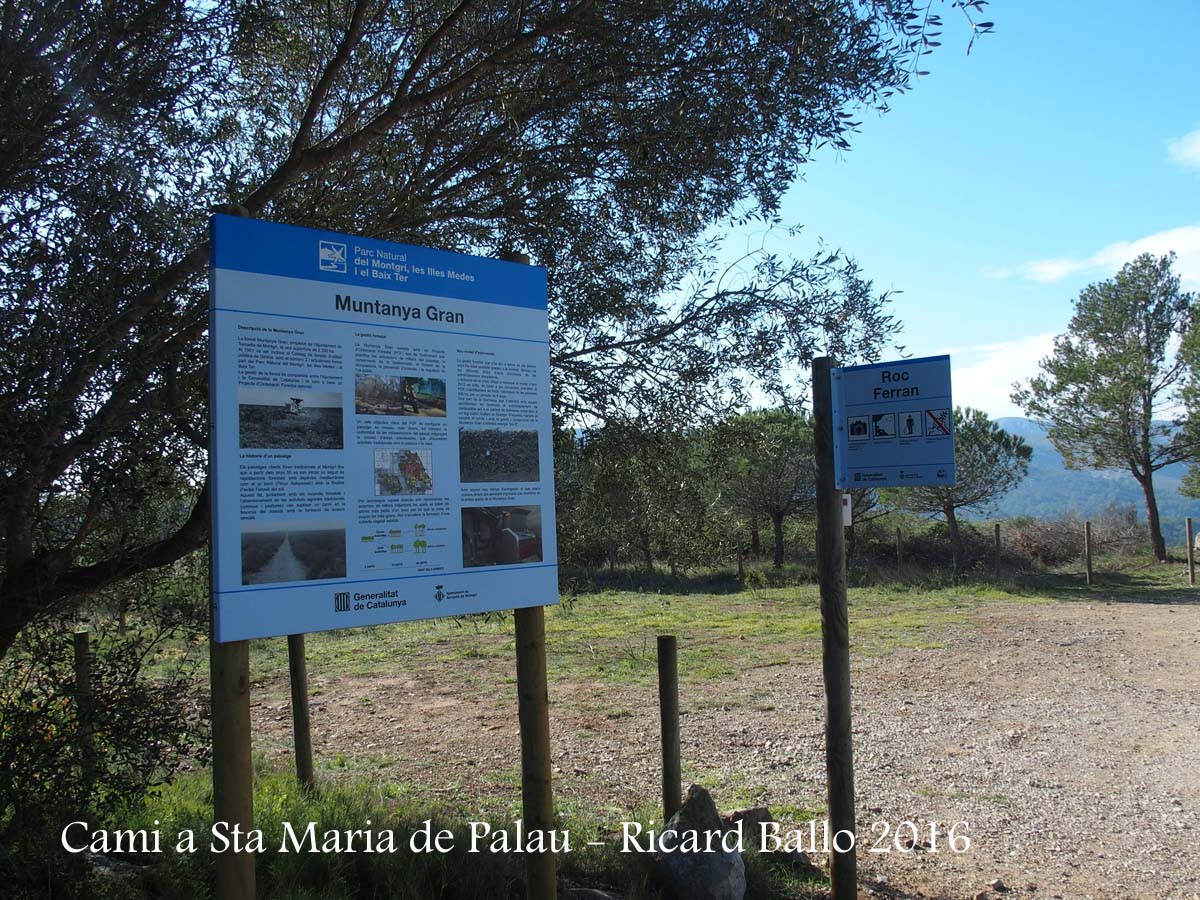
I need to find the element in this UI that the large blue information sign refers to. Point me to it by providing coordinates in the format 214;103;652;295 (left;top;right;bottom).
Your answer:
831;355;955;489
209;215;557;641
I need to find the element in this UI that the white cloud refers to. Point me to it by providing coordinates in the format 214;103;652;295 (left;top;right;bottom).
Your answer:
943;332;1058;420
996;225;1200;290
1168;127;1200;171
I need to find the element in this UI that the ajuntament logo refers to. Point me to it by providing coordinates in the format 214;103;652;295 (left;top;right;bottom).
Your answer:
334;591;351;612
434;584;445;603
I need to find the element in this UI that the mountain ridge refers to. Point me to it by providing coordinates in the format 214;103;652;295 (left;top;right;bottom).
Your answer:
979;417;1200;543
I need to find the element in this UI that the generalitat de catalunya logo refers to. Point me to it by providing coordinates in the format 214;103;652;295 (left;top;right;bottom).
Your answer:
334;591;351;612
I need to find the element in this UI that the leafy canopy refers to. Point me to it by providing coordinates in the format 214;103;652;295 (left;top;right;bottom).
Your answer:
0;0;989;653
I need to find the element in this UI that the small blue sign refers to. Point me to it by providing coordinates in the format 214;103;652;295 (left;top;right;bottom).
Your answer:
831;355;955;489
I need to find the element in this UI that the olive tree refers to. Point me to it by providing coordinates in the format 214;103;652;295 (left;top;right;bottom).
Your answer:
0;0;991;656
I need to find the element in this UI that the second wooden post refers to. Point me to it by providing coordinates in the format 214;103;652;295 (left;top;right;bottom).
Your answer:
514;606;556;900
813;357;857;900
287;633;315;789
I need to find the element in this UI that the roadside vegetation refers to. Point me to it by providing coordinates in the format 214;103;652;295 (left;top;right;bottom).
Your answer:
3;507;1192;899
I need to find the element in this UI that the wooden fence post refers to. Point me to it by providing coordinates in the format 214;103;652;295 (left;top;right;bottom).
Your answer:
288;633;315;789
1187;517;1195;587
657;635;682;823
994;523;1001;578
211;639;255;900
1084;521;1093;586
813;357;857;900
74;630;96;793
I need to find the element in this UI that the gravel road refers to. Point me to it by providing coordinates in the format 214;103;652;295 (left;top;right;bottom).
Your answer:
253;595;1200;900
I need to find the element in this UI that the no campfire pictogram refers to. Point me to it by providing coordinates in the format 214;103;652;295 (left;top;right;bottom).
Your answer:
925;408;951;437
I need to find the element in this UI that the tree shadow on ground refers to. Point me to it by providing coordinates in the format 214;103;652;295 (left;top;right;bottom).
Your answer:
1014;570;1200;605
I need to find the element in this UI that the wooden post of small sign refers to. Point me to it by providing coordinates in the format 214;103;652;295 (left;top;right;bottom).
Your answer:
1084;520;1093;586
504;249;557;900
73;630;96;794
896;527;902;573
994;523;1002;578
1187;517;1195;586
657;635;682;823
287;633;315;789
210;637;255;900
813;356;857;900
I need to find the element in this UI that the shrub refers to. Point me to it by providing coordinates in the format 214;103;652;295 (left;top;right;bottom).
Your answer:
1012;515;1083;566
0;574;208;896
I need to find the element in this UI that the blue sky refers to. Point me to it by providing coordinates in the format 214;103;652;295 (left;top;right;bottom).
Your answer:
737;0;1200;418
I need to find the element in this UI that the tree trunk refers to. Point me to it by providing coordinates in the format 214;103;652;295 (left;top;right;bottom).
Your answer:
944;502;963;576
736;543;745;580
639;529;653;574
771;512;785;569
1138;470;1168;561
750;522;761;556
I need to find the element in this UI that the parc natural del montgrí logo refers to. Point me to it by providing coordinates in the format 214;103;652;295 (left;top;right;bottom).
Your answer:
318;240;347;273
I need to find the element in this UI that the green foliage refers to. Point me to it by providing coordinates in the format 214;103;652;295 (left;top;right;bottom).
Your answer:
709;409;815;568
1012;253;1200;559
884;407;1030;571
0;573;208;896
887;407;1031;518
0;0;981;655
105;769;519;900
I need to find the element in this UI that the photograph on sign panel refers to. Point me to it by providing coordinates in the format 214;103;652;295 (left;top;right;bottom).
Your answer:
461;505;542;567
373;447;434;495
238;388;344;449
241;520;347;585
355;374;447;417
458;428;540;483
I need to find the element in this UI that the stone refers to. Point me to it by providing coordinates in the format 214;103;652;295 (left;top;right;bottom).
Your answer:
719;806;773;834
654;785;746;900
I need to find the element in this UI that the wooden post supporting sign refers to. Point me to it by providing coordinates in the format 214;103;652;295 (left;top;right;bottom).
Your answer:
503;248;557;900
288;633;315;789
514;607;556;900
813;357;857;900
994;522;1001;578
210;638;255;900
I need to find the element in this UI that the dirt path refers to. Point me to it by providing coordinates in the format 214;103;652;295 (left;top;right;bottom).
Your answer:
251;597;1200;900
250;535;307;583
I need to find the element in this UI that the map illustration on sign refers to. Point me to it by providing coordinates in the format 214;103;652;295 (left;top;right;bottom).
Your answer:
210;215;558;642
830;355;955;489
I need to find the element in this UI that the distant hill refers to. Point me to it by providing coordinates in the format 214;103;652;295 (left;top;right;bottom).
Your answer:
977;418;1200;544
